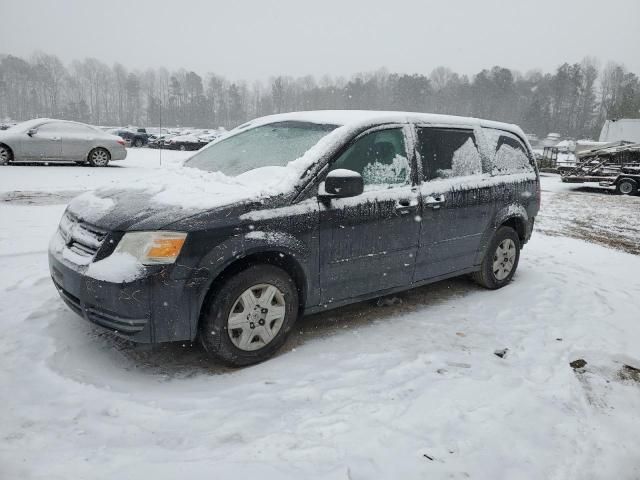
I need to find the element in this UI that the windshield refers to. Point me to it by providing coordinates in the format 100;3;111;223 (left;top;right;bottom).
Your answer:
5;119;49;133
185;121;338;176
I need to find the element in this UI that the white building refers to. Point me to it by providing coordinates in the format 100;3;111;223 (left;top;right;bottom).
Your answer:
599;119;640;143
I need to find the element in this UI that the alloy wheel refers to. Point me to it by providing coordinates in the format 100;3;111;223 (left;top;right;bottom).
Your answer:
227;283;286;351
91;149;109;166
492;238;516;281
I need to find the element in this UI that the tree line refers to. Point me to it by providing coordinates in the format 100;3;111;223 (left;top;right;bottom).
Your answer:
1;52;639;139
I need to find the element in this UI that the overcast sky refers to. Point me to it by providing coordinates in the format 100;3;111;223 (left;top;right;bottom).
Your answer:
2;0;639;80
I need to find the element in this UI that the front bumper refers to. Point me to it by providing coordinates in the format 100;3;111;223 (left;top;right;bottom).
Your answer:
49;237;196;343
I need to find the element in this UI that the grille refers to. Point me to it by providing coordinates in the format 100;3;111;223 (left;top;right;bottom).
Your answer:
58;212;107;260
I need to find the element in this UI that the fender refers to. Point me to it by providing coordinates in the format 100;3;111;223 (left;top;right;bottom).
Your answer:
475;203;529;266
184;228;316;340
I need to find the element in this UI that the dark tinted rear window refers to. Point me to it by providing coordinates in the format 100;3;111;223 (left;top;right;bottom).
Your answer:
416;128;482;180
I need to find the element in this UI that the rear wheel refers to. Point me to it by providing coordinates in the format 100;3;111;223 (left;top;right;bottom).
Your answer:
0;144;13;165
134;138;144;147
179;144;186;151
473;226;520;289
87;148;110;167
616;178;637;196
199;265;299;367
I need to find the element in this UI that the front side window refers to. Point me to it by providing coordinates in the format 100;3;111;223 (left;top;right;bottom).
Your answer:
417;128;482;180
483;128;533;175
329;128;410;188
186;121;337;176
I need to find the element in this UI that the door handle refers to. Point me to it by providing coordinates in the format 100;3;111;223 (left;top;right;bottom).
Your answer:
425;195;446;209
52;136;61;140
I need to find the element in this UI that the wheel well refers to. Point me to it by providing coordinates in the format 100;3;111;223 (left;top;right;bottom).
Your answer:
0;142;14;158
501;217;526;243
201;251;307;317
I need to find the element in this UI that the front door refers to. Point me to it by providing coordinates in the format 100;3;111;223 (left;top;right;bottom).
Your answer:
21;121;63;160
413;126;495;280
318;126;421;304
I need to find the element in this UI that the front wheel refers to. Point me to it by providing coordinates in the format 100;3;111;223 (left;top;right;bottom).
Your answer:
87;148;110;167
134;138;144;147
616;178;638;196
199;265;299;366
473;226;520;289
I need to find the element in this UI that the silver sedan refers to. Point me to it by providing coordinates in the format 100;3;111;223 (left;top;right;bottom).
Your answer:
0;118;127;167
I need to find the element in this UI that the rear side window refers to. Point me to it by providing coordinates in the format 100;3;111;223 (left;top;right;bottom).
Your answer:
416;128;482;180
483;128;533;175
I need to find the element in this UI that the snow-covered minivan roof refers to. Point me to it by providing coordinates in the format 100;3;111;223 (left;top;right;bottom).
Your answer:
236;110;527;139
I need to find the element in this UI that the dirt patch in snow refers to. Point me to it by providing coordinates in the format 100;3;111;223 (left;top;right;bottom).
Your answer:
0;190;82;205
537;179;640;255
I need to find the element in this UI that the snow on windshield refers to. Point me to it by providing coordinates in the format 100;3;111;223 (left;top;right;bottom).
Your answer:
186;121;337;176
5;118;50;133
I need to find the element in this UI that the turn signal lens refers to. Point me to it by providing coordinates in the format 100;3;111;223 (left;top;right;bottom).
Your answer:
146;237;186;261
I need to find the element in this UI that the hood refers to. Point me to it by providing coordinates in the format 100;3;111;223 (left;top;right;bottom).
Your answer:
66;188;209;231
65;165;298;231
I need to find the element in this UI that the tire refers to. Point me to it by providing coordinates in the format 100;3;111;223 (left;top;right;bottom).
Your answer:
472;226;521;289
87;148;110;167
616;178;637;196
179;144;186;151
199;265;299;367
0;144;13;165
134;138;144;148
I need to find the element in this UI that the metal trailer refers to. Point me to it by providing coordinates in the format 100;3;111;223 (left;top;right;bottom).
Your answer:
560;142;640;195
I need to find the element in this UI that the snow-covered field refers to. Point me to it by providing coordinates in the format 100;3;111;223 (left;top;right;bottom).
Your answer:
1;150;639;479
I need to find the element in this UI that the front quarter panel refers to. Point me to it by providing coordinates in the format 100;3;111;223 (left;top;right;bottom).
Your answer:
0;132;22;159
178;198;320;340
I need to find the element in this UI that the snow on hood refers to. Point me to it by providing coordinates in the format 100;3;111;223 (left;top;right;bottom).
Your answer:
66;164;293;225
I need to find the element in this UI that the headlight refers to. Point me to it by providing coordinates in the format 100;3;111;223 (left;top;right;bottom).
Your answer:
114;231;187;265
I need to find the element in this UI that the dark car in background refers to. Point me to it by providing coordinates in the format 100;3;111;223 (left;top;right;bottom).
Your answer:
147;133;175;149
108;128;149;147
49;111;539;366
164;133;208;151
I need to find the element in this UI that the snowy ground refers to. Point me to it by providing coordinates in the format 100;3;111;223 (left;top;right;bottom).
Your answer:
537;173;640;254
1;150;639;479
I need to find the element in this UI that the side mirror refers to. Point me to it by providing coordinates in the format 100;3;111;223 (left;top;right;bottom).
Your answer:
320;169;364;198
27;128;37;136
